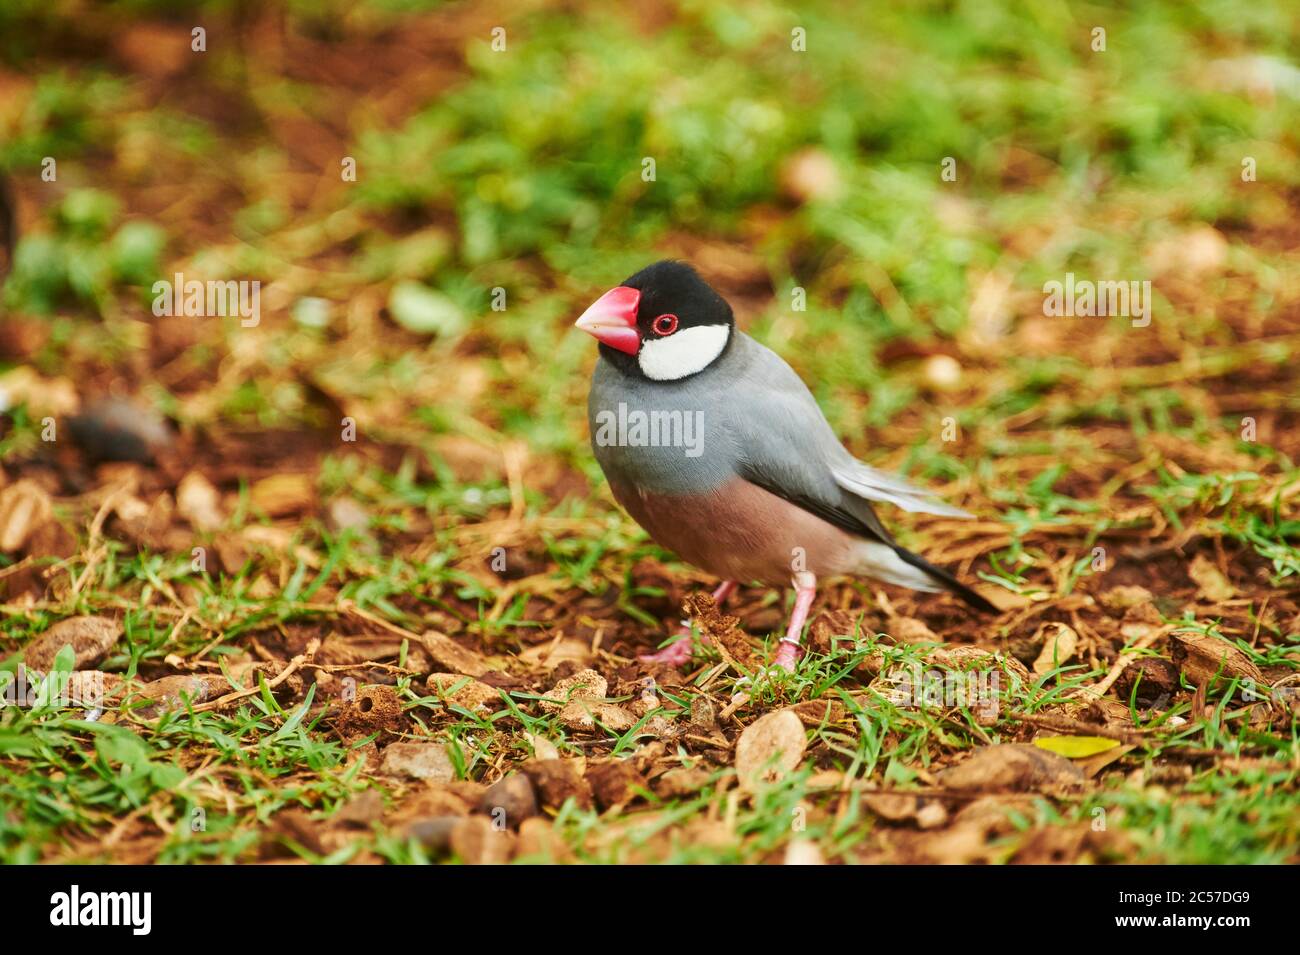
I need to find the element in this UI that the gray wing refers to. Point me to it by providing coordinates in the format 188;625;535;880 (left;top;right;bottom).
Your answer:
723;335;972;542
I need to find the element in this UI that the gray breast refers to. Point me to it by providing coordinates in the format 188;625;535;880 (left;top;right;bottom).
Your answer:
587;341;750;496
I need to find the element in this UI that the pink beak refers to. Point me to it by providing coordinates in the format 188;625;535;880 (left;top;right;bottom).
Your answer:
575;286;640;355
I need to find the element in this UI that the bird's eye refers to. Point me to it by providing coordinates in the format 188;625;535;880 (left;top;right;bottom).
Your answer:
652;314;679;336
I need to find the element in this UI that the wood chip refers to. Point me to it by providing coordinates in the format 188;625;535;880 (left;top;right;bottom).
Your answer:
1169;631;1262;689
416;630;492;677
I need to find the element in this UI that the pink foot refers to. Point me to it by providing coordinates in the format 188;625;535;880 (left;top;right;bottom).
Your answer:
771;641;800;672
638;581;736;666
768;572;816;672
639;634;696;666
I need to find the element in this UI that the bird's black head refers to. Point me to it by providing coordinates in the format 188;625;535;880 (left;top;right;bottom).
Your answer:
574;260;734;381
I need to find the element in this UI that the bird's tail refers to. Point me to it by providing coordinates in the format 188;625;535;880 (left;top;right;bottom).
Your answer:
891;545;1000;614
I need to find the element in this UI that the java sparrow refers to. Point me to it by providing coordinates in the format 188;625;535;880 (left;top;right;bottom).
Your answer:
576;260;996;671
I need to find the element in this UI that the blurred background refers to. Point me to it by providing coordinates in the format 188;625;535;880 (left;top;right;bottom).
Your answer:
3;0;1297;475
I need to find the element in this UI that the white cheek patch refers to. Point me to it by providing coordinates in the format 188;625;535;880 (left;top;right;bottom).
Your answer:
638;324;730;381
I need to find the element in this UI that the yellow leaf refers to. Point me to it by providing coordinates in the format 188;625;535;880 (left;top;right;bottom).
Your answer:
1033;735;1120;758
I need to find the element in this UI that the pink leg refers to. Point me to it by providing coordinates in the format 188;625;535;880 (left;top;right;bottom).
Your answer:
710;580;738;605
771;572;816;671
639;581;737;665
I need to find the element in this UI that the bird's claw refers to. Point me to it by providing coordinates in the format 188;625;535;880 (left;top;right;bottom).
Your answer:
640;618;710;667
638;638;696;667
769;641;800;673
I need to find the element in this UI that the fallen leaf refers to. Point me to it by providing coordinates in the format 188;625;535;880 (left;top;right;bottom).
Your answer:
1188;554;1235;602
1098;585;1154;612
1032;622;1079;675
176;472;223;531
417;630;492;677
1169;631;1262;689
131;674;227;717
0;366;79;417
0;479;53;552
21;615;120;670
518;637;592;669
249;473;315;518
791;699;845;726
862;793;922;822
887;615;940;644
653;767;712;799
1077;743;1137;778
734;708;806;792
689;695;717;730
929;645;1031;684
1032;735;1121;758
1115;657;1180;704
113;492;176;550
524;732;560;761
241;525;320;567
938;743;1086;795
317;634;405;666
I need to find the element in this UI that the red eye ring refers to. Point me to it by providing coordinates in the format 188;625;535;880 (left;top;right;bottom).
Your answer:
652;313;679;336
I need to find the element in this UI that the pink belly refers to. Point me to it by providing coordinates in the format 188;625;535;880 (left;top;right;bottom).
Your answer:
608;477;863;585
